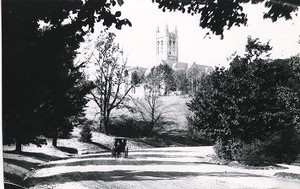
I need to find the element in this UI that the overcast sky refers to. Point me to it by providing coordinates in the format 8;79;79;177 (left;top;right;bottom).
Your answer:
94;0;300;69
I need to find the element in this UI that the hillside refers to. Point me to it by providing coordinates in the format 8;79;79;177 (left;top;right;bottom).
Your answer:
86;95;190;127
2;95;201;187
2;127;152;187
159;95;191;132
87;95;192;132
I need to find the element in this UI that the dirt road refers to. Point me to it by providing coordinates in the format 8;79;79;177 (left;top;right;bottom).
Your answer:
27;146;300;189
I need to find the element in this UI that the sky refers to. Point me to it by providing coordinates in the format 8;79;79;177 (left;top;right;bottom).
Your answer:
91;0;300;69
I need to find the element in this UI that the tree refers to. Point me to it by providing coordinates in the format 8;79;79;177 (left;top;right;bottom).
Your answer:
133;76;174;136
2;0;131;151
152;0;299;38
131;71;142;85
148;64;176;95
187;64;206;94
160;64;176;93
79;120;93;143
173;70;189;94
245;36;272;61
37;26;96;147
87;31;143;134
188;37;300;165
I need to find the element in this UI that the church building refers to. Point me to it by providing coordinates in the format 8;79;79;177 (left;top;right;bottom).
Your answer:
156;25;213;74
124;25;214;98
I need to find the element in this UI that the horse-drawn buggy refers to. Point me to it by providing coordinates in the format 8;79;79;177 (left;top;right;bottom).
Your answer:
111;137;128;158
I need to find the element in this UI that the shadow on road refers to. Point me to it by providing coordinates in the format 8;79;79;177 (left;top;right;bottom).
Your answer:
89;141;111;151
40;159;213;168
56;146;78;154
4;158;40;170
4;150;60;161
26;170;264;187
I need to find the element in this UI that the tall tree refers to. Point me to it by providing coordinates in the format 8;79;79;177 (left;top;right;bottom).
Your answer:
86;31;142;134
188;37;300;164
148;64;176;95
133;74;173;136
173;70;189;94
187;65;205;94
153;0;299;38
2;0;131;151
41;29;94;147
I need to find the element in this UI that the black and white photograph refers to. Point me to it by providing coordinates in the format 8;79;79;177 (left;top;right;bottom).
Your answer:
2;0;300;188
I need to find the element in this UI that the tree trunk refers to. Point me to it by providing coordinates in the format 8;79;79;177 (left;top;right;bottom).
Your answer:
52;130;58;147
102;110;111;135
104;116;109;135
15;140;22;152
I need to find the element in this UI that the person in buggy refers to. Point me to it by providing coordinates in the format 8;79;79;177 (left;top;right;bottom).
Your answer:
111;137;128;158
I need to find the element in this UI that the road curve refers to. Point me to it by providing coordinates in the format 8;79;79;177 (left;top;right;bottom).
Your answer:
27;146;300;189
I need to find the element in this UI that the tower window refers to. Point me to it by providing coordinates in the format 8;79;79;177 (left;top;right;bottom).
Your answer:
173;41;175;51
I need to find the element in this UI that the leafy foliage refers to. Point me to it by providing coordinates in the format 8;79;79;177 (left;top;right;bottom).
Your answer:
2;0;131;151
131;71;142;85
173;70;189;94
152;0;299;38
188;37;300;165
147;64;176;95
108;115;151;137
132;69;175;136
87;30;143;134
80;121;93;143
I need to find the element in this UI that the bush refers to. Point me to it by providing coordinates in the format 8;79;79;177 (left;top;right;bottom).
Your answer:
108;116;152;137
214;139;232;160
214;139;274;166
79;124;92;143
214;131;300;166
233;139;275;166
266;130;300;164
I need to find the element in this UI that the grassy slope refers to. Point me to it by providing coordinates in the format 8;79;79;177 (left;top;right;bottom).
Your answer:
2;127;152;187
111;95;192;133
2;95;199;186
159;95;191;132
119;95;211;147
87;94;191;132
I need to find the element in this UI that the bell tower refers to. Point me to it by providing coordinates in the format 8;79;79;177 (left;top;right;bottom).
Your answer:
156;25;178;65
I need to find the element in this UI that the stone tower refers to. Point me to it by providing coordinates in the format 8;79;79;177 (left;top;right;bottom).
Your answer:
156;25;178;65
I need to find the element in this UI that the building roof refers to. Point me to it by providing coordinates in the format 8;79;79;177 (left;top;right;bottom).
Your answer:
125;66;147;76
160;60;213;73
161;60;174;68
189;62;214;73
172;62;188;71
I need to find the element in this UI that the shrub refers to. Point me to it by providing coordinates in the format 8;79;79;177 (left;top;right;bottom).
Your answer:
214;139;242;161
266;130;300;164
215;131;300;166
79;124;92;143
108;116;153;137
233;139;275;166
214;139;233;160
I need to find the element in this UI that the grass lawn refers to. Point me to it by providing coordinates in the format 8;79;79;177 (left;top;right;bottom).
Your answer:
1;95;211;187
2;127;151;187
